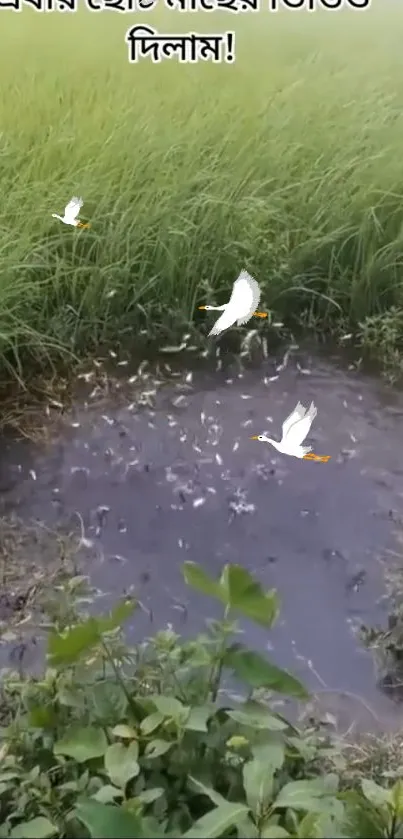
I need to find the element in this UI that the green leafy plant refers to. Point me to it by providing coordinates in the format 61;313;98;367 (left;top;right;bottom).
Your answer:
0;563;399;838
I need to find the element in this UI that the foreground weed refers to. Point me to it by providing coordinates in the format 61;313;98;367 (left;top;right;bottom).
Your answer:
0;562;401;837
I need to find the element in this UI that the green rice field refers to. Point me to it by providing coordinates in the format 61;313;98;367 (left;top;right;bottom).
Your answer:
0;0;402;384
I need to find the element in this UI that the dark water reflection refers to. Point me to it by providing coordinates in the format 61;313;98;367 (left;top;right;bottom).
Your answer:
1;345;402;733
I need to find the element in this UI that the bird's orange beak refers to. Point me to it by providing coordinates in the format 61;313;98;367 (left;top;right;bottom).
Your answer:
250;435;259;440
198;306;206;310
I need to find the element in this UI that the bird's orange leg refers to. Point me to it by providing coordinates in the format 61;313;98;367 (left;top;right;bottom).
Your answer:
253;311;268;318
77;221;90;229
303;453;331;463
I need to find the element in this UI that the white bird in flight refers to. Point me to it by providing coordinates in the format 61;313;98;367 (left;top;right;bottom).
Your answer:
198;270;268;336
52;197;90;229
250;402;331;462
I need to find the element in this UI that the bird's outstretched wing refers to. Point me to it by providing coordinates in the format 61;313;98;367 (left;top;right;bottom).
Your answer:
283;402;317;447
208;309;236;336
64;196;83;222
281;402;305;439
228;270;261;326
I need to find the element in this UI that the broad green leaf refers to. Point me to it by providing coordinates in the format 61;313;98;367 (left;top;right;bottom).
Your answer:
28;706;56;729
274;779;340;814
227;735;249;749
341;791;385;838
392;780;403;819
184;704;213;732
188;776;228;807
10;818;57;838
362;778;391;809
296;811;334;839
90;681;128;722
111;724;137;739
243;743;285;814
183;562;225;603
136;788;165;805
182;803;249;838
57;686;86;710
317;773;339;794
237;816;260;839
92;785;124;803
75;798;159;838
105;742;140;788
54;725;108;762
82;600;137;634
140;711;164;735
225;646;309;698
47;600;136;667
261;828;290;838
238;816;259;838
252;741;285;769
220;565;279;627
48;618;100;667
149;694;187;720
144;738;173;759
243;757;275;815
227;702;288;731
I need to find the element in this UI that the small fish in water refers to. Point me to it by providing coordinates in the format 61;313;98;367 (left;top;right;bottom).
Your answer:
296;362;311;376
346;570;366;593
109;554;127;564
160;343;187;353
229;499;255;517
79;536;94;549
138;360;148;375
77;370;95;382
276;349;291;372
96;505;110;530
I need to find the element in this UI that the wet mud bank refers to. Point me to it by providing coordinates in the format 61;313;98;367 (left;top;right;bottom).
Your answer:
0;345;403;732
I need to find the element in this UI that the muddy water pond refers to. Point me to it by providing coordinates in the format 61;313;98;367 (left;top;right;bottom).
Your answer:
1;345;403;733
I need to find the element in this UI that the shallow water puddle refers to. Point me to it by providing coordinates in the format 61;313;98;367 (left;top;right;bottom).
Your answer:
1;350;403;731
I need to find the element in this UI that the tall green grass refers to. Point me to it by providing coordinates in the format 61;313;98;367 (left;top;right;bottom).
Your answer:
0;1;403;382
